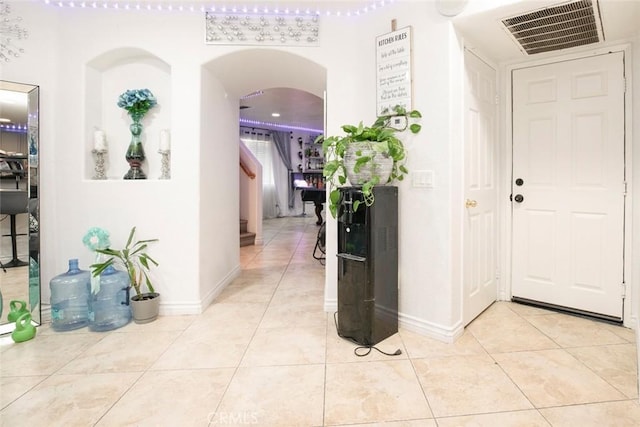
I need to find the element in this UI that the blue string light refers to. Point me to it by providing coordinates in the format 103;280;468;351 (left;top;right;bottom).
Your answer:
0;123;28;133
239;118;322;134
42;0;395;17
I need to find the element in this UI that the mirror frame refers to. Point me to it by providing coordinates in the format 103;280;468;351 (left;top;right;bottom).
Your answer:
0;80;40;335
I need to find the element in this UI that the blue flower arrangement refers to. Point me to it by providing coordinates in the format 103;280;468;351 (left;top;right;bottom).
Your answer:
83;227;111;251
82;227;111;293
117;88;157;120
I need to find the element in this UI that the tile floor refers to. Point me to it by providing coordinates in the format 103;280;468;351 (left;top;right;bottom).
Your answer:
1;217;639;426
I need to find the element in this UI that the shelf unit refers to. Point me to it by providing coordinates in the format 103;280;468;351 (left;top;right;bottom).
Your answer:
294;134;325;189
302;134;323;173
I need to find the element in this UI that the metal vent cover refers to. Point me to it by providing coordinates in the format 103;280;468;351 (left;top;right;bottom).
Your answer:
501;0;604;55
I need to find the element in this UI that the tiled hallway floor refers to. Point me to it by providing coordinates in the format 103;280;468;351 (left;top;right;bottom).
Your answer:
1;217;638;426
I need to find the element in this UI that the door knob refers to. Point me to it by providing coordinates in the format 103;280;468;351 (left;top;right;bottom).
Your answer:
514;194;524;203
465;199;478;208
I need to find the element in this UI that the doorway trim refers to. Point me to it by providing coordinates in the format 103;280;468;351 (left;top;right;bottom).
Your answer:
502;44;634;327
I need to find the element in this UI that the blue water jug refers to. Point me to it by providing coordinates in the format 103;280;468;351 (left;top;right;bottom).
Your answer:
88;265;131;331
50;259;90;331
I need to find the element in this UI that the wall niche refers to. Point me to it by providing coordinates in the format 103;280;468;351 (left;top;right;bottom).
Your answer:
84;48;171;180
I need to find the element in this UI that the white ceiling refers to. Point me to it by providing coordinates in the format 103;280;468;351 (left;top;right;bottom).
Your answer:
239;87;324;131
239;0;639;131
3;1;638;131
453;0;640;62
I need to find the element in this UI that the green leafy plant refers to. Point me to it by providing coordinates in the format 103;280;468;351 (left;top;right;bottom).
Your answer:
90;226;159;297
319;105;422;217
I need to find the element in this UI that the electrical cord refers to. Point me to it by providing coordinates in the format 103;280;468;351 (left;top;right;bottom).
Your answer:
333;311;402;357
312;222;326;265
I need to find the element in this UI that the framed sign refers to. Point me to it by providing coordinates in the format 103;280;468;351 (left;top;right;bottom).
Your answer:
376;26;413;116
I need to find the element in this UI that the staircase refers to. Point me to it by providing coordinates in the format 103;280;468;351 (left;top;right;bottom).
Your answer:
240;219;256;247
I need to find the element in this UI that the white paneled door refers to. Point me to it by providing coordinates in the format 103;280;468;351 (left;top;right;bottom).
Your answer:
463;51;498;325
511;52;625;320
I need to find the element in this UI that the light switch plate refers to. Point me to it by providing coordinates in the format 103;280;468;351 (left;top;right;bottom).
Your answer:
412;170;434;188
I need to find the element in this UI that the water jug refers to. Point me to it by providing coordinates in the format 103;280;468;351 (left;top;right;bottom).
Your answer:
88;265;131;331
50;259;90;331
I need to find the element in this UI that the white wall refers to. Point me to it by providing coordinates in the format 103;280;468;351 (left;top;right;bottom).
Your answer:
199;66;241;307
330;3;468;339
4;1;482;341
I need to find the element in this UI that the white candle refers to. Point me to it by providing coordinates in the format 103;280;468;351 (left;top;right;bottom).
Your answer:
94;130;107;151
159;129;171;152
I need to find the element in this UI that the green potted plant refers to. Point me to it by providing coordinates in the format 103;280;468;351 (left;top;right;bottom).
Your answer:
319;105;422;217
90;226;160;324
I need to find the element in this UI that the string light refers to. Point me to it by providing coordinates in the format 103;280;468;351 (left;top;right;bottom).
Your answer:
0;123;28;133
239;118;322;134
42;1;395;17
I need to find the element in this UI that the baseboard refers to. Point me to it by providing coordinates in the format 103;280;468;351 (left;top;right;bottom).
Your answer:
158;300;208;316
324;298;337;313
157;271;240;316
399;311;464;343
38;266;242;320
323;297;464;343
196;264;241;313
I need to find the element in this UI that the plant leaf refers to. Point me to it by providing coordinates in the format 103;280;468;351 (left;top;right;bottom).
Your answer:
353;156;371;173
329;189;341;205
90;258;115;277
342;124;357;134
410;124;421;134
125;226;136;249
329;204;338;218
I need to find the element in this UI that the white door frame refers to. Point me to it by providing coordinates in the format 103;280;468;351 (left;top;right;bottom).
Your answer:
502;44;634;328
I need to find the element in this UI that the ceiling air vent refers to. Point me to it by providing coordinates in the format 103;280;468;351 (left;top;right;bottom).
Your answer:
501;0;604;55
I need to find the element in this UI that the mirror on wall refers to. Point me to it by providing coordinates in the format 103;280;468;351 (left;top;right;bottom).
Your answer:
0;80;40;335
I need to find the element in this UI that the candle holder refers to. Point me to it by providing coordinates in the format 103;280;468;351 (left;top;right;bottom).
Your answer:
158;149;171;179
92;149;108;180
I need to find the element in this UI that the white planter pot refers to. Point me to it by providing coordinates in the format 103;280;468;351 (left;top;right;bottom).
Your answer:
130;292;160;324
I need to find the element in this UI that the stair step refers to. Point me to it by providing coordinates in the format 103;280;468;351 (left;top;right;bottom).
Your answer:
240;231;256;247
240;219;248;234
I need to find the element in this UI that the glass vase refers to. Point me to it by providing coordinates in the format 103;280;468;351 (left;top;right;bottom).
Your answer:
124;113;147;180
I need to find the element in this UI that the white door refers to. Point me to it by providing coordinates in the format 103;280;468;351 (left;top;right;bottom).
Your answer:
511;52;625;320
463;50;498;325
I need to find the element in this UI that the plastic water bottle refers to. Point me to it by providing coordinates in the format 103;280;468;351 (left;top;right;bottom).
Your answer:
50;259;90;331
88;265;131;331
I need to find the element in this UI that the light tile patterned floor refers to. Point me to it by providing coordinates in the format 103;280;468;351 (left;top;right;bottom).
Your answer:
1;217;638;426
